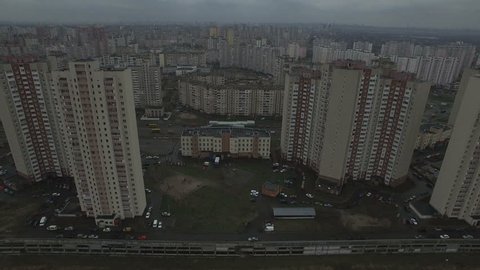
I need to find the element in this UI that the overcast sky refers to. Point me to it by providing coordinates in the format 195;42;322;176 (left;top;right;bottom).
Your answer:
0;0;479;29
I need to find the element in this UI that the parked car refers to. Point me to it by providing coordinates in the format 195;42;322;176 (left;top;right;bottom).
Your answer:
153;219;159;228
440;234;450;239
248;237;258;241
305;193;314;199
64;226;74;231
39;216;47;227
145;212;151;219
409;218;418;225
161;211;171;217
102;227;111;232
137;235;147;240
264;223;274;232
46;225;58;231
462;234;474;239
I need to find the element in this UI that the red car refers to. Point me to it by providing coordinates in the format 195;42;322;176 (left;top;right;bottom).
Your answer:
137;235;147;240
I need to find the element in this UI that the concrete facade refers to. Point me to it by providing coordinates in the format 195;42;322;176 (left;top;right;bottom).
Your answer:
178;73;283;116
51;60;146;222
0;59;65;182
181;127;270;159
281;62;430;186
430;73;480;226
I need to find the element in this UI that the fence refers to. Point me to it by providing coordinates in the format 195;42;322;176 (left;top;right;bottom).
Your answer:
1;238;480;256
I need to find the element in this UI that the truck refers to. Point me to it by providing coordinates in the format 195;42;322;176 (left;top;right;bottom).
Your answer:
214;156;220;167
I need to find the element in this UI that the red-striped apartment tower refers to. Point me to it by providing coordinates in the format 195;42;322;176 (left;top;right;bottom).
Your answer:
281;61;430;186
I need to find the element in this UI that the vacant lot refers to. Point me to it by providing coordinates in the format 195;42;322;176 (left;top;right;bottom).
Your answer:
143;158;414;237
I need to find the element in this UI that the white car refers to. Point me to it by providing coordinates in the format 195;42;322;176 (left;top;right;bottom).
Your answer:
440;234;450;239
161;211;171;217
158;221;163;229
145;188;152;193
462;234;474;239
153;219;159;228
306;193;314;199
64;226;74;231
46;225;58;231
264;223;274;232
145;212;151;219
248;237;258;241
102;227;111;232
409;218;418;225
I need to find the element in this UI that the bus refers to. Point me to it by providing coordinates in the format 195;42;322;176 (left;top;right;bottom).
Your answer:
151;128;161;133
147;123;158;128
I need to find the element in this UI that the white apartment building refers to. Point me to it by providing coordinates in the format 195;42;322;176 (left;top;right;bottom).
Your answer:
353;41;373;53
0;59;65;182
99;54;162;108
281;62;429;186
430;72;480;226
178;73;283;116
312;46;377;66
51;60;146;224
181;127;270;159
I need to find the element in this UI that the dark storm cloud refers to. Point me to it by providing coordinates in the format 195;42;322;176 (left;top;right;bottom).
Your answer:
0;0;478;29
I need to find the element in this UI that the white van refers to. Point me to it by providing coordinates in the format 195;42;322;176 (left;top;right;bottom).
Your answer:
39;216;47;227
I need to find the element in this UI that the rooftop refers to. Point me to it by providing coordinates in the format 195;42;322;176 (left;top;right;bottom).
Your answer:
182;126;270;138
273;207;317;217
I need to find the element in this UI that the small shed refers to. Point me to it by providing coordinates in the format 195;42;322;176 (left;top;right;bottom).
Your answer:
262;181;281;197
273;207;316;219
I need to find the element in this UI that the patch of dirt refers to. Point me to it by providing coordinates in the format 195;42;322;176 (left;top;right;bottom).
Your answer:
222;167;254;187
157;174;213;200
177;112;198;120
0;201;39;233
339;211;391;231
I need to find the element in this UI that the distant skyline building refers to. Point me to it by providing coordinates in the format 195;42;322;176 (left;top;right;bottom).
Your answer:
51;60;146;224
99;54;162;109
0;58;65;182
353;41;373;53
178;71;283;116
281;61;429;186
430;71;480;226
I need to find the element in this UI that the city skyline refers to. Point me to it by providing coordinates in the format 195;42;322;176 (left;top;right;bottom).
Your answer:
0;17;479;266
0;0;479;30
